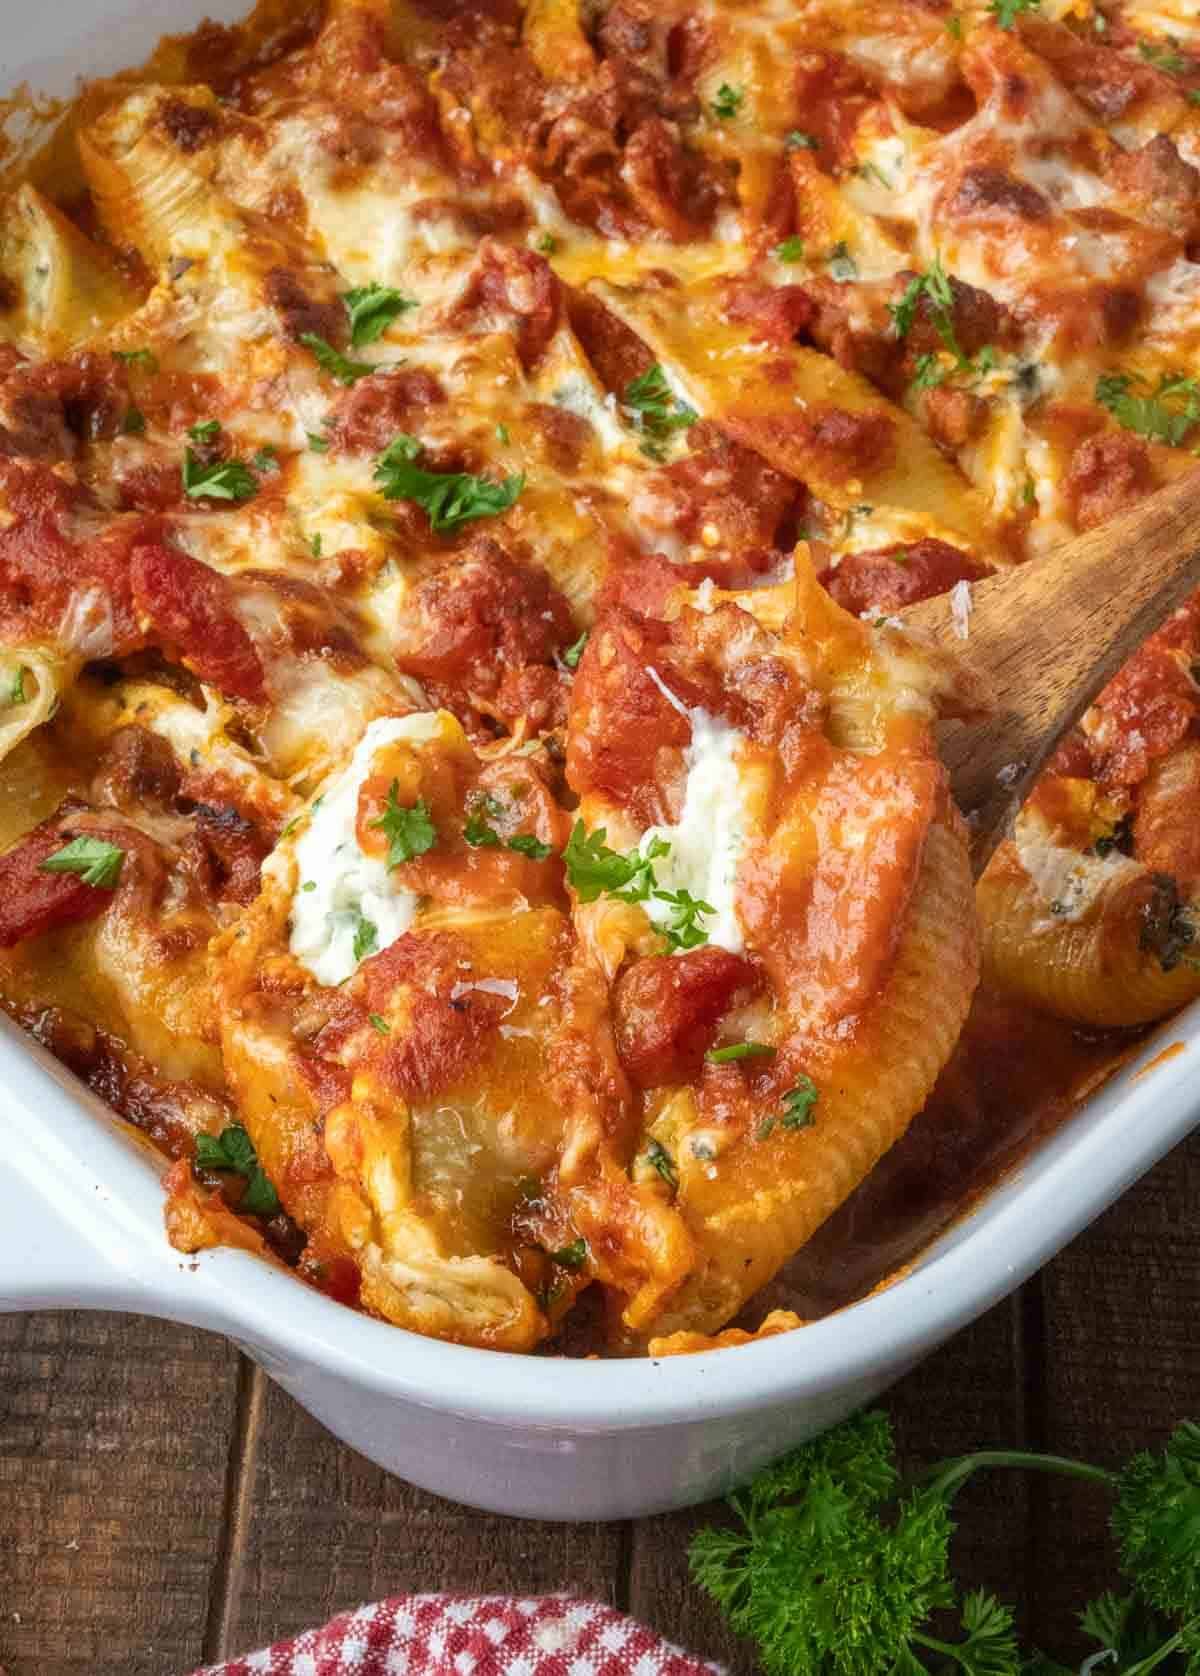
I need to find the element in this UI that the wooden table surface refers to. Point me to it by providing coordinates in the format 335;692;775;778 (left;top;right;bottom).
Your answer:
2;1129;1198;1675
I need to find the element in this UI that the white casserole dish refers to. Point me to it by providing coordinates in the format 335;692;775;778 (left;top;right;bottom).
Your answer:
2;0;1199;1523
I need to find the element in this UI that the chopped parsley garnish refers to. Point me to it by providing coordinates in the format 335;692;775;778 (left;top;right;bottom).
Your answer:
711;83;743;120
623;364;697;459
857;161;893;190
188;418;221;443
644;1137;678;1192
463;797;504;848
562;630;588;670
827;241;858;283
369;1012;391;1035
195;1123;280;1218
351;908;378;964
561;824;714;949
373;433;525;532
301;881;316;892
550;1238;587;1270
706;1041;777;1064
496;422;510;445
113;348;158;372
890;257;955;343
7;667;27;706
306;431;330;453
181;449;258;502
1138;38;1189;74
781;1075;819;1129
561;822;667;904
655;888;715;952
946;14;963;38
775;237;806;263
463;804;551;859
39;836;125;890
535;233;560;255
988;0;1040;26
300;333;375;387
784;130;819;151
507;833;553;860
370;782;437;869
252;445;279;473
1095;370;1200;447
122;408;146;435
342;284;417;347
891;257;995;387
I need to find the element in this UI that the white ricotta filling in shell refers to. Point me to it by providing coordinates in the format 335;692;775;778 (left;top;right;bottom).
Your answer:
289;712;446;986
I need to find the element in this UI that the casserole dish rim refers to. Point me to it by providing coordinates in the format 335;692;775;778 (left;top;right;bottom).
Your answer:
4;1003;1197;1431
1;0;1199;1444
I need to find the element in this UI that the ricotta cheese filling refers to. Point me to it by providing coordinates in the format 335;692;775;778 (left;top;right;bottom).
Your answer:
289;712;446;986
637;702;752;956
1014;806;1140;926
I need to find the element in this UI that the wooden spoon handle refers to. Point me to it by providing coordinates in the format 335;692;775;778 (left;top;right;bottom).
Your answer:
903;466;1200;875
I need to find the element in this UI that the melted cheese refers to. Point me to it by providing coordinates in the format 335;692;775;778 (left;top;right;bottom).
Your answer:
637;702;752;956
289;711;449;985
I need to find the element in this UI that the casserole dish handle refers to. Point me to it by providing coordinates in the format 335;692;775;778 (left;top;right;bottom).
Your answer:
0;1014;217;1322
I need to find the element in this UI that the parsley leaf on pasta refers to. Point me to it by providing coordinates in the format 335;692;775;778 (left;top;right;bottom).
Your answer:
781;1076;820;1128
988;0;1040;26
181;449;259;501
342;284;417;346
195;1123;280;1219
711;83;743;120
351;908;378;963
374;434;524;531
370;782;437;869
300;332;376;386
706;1041;775;1064
39;836;125;890
561;822;668;903
1095;371;1200;448
623;364;697;459
656;888;715;951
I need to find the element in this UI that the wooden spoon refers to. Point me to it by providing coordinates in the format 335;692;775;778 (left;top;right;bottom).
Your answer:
902;467;1200;876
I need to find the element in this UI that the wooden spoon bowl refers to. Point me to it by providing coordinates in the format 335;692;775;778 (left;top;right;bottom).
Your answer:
902;468;1200;875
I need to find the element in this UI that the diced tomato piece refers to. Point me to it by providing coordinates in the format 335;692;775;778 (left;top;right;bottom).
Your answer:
613;948;763;1087
130;543;266;702
0;825;116;948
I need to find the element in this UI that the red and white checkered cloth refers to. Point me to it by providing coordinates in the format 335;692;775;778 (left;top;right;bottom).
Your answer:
190;1595;720;1676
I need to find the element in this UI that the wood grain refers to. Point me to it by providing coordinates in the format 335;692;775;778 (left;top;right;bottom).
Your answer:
904;467;1200;872
1029;1132;1200;1664
209;1370;624;1664
0;1311;239;1676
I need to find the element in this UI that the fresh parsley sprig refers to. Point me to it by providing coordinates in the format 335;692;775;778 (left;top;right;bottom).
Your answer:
1096;370;1200;448
370;781;437;869
373;433;524;533
40;836;125;890
623;365;697;460
692;1409;1200;1676
342;284;417;347
195;1123;280;1218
